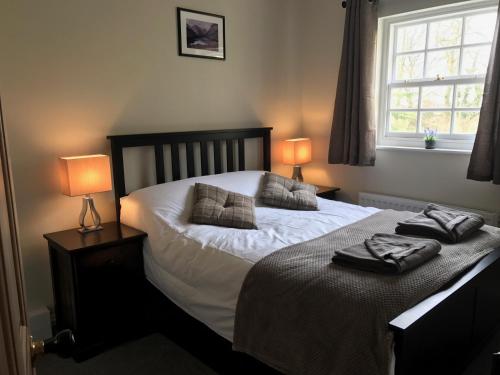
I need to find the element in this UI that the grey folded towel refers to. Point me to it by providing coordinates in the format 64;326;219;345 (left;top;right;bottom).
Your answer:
332;233;441;274
396;203;485;243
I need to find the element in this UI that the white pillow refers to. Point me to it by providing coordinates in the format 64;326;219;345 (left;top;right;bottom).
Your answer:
120;171;265;231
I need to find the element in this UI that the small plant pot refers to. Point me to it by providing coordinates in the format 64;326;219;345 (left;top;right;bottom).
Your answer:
425;140;436;149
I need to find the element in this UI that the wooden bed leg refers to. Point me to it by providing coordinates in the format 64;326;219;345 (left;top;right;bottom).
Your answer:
492;353;500;375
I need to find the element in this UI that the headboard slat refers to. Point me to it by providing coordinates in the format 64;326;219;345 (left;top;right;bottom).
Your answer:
200;141;209;176
107;127;272;222
226;139;234;173
171;143;181;181
154;144;165;184
186;142;195;178
238;138;245;171
214;140;222;174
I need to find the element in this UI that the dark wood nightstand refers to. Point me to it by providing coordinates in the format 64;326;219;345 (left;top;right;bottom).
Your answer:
316;185;341;200
44;222;147;361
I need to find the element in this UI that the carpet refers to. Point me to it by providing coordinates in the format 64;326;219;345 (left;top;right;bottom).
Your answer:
36;334;218;375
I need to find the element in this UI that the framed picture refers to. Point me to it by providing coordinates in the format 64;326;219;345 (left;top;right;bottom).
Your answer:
177;7;226;60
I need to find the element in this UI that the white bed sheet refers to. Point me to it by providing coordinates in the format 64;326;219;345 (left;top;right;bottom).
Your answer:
120;171;380;341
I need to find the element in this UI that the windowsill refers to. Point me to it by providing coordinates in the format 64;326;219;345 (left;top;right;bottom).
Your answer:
376;145;472;155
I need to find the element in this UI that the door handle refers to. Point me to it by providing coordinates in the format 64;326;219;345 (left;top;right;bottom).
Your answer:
31;329;75;363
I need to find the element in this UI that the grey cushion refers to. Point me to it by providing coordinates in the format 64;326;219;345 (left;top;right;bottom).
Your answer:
190;183;257;229
260;172;318;210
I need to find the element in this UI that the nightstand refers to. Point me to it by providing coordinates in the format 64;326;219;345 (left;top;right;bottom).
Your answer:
44;222;147;361
316;185;341;200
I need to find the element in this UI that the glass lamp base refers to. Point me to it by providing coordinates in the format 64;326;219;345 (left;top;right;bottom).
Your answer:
78;195;103;234
291;165;304;182
78;225;103;234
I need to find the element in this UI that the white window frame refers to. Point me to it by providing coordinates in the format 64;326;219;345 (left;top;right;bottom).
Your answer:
377;0;499;151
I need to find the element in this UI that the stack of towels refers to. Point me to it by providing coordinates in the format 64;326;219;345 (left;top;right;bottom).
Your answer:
332;204;485;274
396;203;485;243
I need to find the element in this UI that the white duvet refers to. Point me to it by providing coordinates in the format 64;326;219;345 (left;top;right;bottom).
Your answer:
120;171;379;341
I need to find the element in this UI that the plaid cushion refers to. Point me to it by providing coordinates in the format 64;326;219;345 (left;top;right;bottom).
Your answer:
190;183;257;229
260;172;318;210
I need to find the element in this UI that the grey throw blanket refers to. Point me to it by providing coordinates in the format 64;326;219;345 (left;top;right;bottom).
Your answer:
396;203;485;243
333;233;441;274
233;210;500;375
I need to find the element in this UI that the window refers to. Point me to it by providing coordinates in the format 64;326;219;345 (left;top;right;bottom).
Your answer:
378;1;498;150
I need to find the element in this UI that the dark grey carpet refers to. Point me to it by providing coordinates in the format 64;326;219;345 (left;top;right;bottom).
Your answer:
36;334;218;375
37;331;499;375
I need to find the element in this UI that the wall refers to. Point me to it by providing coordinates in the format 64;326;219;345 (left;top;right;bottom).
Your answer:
295;0;500;213
0;0;301;317
378;0;473;16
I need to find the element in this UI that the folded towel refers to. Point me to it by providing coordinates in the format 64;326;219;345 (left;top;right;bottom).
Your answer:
424;204;485;242
396;204;485;243
332;233;441;274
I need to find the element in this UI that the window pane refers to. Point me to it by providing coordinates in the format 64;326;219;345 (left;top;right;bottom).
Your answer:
421;85;453;108
390;87;419;109
397;24;427;52
420;111;451;134
428;18;463;49
454;111;480;134
389;112;417;132
425;49;460;78
464;13;497;44
461;46;491;75
395;53;424;80
456;84;484;108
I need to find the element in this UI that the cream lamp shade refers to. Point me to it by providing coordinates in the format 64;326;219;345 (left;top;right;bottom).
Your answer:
59;154;112;233
282;138;312;166
59;154;112;197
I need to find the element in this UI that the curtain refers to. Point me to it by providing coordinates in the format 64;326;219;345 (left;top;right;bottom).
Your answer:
328;0;378;166
467;5;500;184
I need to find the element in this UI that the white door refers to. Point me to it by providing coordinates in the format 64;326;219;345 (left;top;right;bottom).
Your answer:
0;98;33;375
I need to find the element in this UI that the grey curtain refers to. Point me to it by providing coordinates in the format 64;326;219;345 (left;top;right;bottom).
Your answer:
328;0;378;166
467;5;500;184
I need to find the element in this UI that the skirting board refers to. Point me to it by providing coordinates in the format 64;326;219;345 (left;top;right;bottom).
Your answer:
29;306;53;340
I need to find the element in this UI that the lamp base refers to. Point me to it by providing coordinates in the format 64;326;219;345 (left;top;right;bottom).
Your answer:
291;165;304;182
78;195;103;234
78;225;103;234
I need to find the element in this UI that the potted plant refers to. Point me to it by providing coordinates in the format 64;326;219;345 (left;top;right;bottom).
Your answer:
424;128;437;149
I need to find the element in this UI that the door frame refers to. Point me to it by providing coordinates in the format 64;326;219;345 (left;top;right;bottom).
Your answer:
0;97;32;375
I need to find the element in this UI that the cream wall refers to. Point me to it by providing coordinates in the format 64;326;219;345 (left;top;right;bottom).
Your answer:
295;0;500;211
0;0;301;315
378;0;469;16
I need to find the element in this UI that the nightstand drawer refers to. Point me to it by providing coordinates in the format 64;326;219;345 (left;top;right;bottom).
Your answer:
77;242;142;273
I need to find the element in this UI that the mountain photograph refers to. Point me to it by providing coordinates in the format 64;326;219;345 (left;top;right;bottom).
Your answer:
186;18;219;51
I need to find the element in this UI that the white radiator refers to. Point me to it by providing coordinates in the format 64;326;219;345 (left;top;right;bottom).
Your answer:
358;192;499;227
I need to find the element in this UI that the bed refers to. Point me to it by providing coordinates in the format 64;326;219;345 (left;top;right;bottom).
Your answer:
107;127;500;375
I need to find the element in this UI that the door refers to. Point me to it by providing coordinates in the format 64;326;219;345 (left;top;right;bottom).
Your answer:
0;97;32;375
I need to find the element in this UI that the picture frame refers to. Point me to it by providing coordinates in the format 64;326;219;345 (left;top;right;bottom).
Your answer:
177;7;226;60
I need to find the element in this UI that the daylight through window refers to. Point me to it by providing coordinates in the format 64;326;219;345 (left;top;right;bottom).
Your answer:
379;3;498;149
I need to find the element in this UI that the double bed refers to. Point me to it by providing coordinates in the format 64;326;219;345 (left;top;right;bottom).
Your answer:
107;127;500;375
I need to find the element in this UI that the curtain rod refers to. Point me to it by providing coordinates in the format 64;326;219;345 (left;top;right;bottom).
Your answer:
341;0;373;8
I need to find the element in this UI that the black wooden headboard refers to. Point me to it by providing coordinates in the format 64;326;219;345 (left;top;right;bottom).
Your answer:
107;127;272;221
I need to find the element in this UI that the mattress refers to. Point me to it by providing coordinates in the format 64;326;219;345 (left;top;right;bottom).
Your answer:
120;171;379;341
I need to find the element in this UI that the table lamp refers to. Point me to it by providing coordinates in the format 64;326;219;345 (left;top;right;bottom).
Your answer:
59;154;112;233
282;138;312;182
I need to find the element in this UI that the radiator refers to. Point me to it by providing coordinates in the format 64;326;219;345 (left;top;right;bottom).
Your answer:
358;192;499;227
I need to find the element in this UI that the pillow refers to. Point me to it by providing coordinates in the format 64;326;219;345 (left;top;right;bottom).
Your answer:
260;172;318;210
190;183;257;229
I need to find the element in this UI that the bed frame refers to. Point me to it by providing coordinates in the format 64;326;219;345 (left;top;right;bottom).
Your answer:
107;127;500;375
